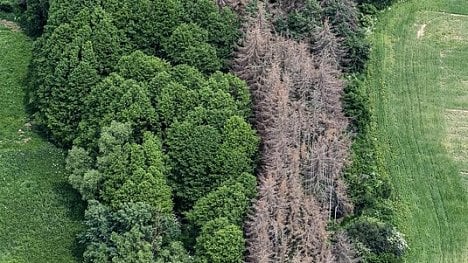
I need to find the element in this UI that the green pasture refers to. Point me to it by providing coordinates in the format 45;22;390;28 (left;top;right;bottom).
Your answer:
366;0;468;261
0;24;83;262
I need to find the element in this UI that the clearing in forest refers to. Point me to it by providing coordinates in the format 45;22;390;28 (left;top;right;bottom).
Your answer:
0;24;83;262
366;0;468;262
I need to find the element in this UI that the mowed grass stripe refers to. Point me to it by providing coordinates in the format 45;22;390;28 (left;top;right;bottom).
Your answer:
0;25;84;263
366;0;468;261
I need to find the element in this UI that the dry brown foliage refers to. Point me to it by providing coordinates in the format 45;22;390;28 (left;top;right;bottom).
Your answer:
234;3;355;261
243;60;334;262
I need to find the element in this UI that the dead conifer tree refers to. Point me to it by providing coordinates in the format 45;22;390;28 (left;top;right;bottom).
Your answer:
234;2;354;261
233;3;272;92
245;61;334;262
313;20;345;69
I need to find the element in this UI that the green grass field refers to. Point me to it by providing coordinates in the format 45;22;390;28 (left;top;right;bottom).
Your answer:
0;24;84;262
367;0;468;261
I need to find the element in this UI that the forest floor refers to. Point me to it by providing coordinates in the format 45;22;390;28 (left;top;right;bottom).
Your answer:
0;23;83;263
367;0;468;261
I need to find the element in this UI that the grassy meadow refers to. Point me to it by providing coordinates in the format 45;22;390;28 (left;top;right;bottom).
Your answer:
366;0;468;261
0;24;83;262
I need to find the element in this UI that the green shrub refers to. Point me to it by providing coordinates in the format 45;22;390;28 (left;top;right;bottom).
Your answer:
346;216;407;261
343;74;371;134
356;0;397;10
344;130;393;217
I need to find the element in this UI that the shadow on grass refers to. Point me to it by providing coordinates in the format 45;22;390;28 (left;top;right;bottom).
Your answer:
71;235;85;263
53;181;87;262
53;181;86;220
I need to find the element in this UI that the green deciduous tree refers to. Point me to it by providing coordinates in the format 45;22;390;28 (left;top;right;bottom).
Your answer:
166;119;222;209
169;64;207;90
117;51;170;83
110;227;154;263
186;173;256;227
107;0;184;54
94;124;172;213
30;1;255;261
206;72;252;119
82;201;159;263
195;217;245;263
182;0;240;64
166;113;257;210
156;241;192;263
76;74;158;150
163;23;221;73
67;146;99;200
156;81;200;128
216;116;258;177
111;165;173;213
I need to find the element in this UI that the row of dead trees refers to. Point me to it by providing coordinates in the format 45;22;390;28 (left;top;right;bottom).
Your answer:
232;2;359;262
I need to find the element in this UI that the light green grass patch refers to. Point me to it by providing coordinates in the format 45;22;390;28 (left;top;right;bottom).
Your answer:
421;11;468;186
443;109;468;173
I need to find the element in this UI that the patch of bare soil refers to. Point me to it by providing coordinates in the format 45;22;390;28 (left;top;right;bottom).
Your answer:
417;24;426;39
0;19;21;32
